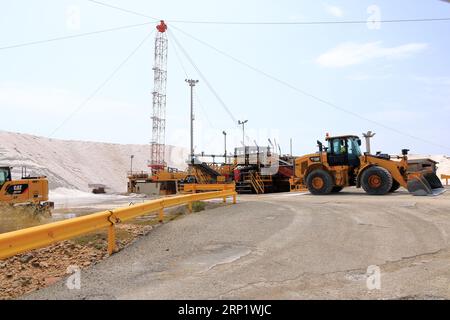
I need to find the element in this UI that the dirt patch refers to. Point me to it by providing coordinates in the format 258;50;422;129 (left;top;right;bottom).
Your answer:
0;213;180;300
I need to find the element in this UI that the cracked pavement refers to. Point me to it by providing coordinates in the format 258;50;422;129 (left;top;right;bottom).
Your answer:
26;188;450;299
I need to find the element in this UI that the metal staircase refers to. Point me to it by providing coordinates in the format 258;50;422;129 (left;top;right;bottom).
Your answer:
235;171;271;194
250;172;264;194
193;168;209;184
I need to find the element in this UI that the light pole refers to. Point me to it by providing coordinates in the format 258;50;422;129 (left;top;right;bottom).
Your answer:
130;155;134;175
290;138;293;156
185;79;199;163
238;119;248;147
222;131;227;164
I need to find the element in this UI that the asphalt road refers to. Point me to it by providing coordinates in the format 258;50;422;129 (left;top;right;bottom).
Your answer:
27;187;450;299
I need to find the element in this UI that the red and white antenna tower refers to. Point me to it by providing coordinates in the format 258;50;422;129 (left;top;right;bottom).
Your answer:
149;20;168;173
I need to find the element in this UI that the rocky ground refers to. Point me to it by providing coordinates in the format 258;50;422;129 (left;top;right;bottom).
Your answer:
0;201;214;300
0;223;156;300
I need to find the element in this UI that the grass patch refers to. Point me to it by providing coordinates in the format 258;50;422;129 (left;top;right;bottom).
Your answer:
71;228;136;250
192;201;206;213
72;231;106;247
0;204;51;233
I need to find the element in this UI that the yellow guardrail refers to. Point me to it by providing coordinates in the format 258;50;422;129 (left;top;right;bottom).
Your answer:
0;190;237;260
183;183;235;193
442;174;450;186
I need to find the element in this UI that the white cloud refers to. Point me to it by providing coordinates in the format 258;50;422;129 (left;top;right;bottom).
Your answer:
0;83;140;115
369;109;425;123
316;41;428;68
346;73;392;81
324;4;343;17
0;82;149;142
413;76;450;86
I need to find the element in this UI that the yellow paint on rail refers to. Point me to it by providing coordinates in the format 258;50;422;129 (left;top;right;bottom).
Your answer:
183;183;235;193
0;190;237;260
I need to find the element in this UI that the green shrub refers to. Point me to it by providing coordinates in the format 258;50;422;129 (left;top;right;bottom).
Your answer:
192;201;206;212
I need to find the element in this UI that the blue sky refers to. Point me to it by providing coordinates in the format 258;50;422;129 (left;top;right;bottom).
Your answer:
1;0;449;157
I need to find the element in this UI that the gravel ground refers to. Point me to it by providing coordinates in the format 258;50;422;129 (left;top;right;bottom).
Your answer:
0;224;154;300
24;187;450;300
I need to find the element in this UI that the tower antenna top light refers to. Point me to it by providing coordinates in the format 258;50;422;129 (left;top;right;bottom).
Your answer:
156;20;167;33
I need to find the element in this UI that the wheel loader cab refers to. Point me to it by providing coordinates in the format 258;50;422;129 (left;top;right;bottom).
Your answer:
326;136;362;167
0;167;12;188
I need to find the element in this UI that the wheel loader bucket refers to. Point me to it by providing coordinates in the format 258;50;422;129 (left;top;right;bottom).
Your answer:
407;172;446;196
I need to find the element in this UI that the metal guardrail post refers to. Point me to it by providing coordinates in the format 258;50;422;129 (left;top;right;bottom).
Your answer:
107;225;116;255
107;211;120;255
442;174;449;186
0;190;238;260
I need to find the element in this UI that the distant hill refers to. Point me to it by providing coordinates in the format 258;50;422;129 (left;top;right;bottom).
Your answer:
0;131;188;192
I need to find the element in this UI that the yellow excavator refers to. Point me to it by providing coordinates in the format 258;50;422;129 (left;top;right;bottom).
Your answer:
0;166;54;211
290;134;445;196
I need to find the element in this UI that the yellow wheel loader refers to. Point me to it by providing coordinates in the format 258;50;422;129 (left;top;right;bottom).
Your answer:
0;167;54;212
290;135;445;196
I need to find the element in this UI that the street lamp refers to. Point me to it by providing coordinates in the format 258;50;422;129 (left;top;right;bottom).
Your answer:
130;155;134;175
238;120;248;147
222;131;227;164
185;79;199;163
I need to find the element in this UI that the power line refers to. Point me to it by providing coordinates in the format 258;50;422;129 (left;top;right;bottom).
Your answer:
0;22;154;51
49;30;155;137
169;29;238;124
171;30;255;143
170;25;450;152
195;91;215;130
168;17;450;25
171;35;190;78
86;1;450;26
83;2;450;150
87;0;159;21
172;34;221;132
170;31;216;129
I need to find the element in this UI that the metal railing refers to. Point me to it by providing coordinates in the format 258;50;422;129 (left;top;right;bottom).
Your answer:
250;172;265;194
442;174;450;186
183;183;235;193
0;190;237;260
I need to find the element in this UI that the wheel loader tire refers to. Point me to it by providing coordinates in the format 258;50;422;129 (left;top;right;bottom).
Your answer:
361;166;393;195
306;169;334;195
331;186;343;193
389;179;400;193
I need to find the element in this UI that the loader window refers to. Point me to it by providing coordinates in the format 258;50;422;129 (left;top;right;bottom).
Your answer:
327;137;361;167
331;139;343;154
347;138;362;157
328;138;348;166
347;138;361;167
0;168;10;187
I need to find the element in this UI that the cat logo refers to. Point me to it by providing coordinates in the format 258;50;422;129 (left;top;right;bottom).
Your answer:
6;183;28;195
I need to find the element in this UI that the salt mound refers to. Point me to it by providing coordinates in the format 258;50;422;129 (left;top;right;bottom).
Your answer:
0;131;188;192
